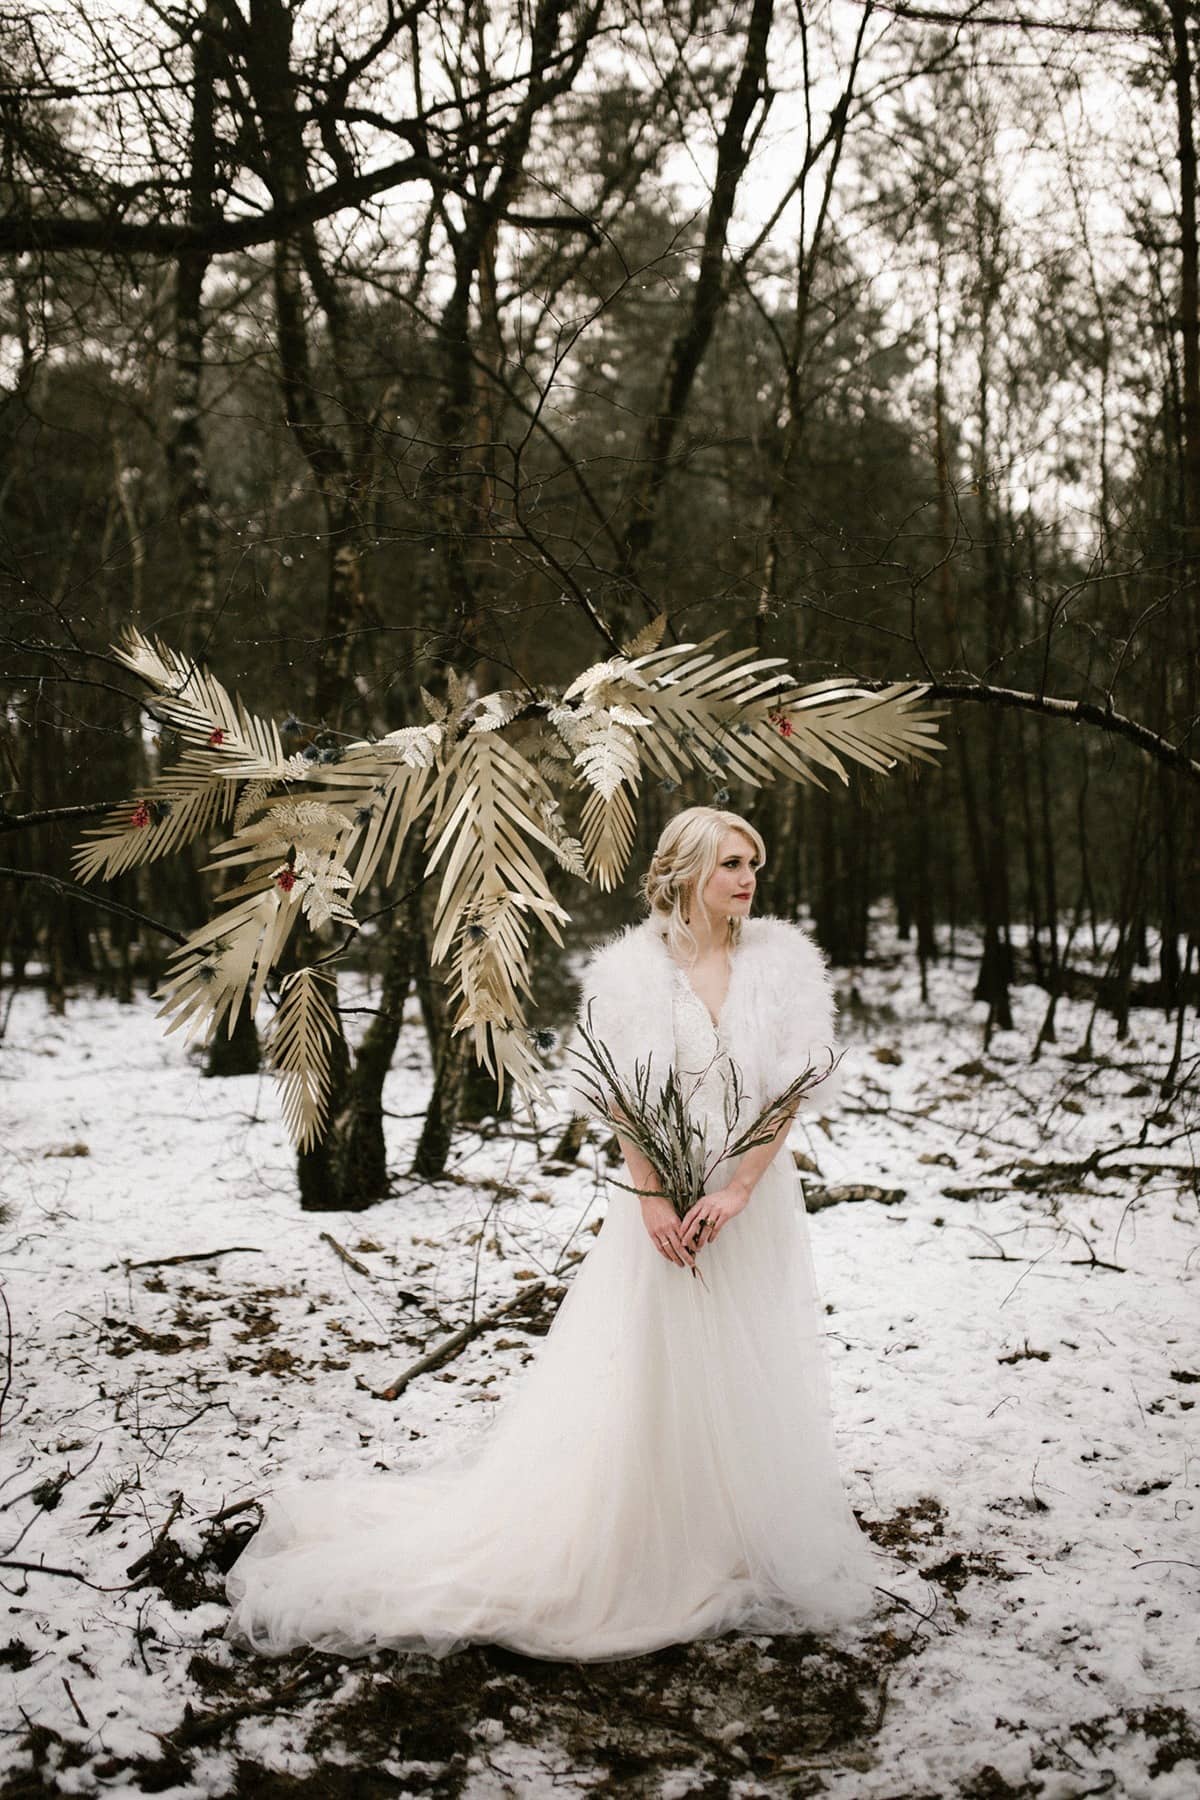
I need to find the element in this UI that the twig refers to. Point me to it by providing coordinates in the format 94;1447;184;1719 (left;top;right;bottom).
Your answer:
126;1491;185;1580
0;1559;125;1590
121;1247;261;1271
873;1583;948;1633
0;1286;12;1441
369;1253;585;1402
61;1677;89;1730
319;1232;371;1277
204;1497;263;1525
0;1442;101;1515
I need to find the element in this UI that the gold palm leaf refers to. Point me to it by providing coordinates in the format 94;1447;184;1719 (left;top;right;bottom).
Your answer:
619;637;945;790
448;887;552;1105
624;637;797;786
736;681;946;786
114;625;287;777
156;879;303;1042
268;967;342;1151
424;734;571;1096
424;731;570;968
343;749;440;893
581;779;638;891
450;884;532;1038
72;751;234;882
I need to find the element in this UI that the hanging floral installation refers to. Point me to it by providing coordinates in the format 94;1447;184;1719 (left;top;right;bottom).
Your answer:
74;621;944;1150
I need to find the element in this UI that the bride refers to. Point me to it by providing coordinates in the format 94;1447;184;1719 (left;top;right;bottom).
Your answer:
225;805;883;1661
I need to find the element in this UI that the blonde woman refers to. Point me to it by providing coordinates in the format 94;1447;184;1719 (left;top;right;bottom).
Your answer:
226;806;880;1661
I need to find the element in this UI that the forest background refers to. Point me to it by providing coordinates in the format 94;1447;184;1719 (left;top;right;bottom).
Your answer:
2;0;1198;1208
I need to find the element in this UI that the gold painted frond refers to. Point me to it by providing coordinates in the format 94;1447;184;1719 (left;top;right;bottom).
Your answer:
234;777;275;831
424;734;571;1096
448;887;552;1104
621;637;946;792
781;681;946;775
114;625;286;778
561;656;650;706
621;612;667;658
625;637;796;786
581;780;637;892
207;799;358;871
573;712;642;800
73;752;234;882
156;878;303;1042
268;967;342;1151
424;731;570;968
538;801;587;878
292;852;356;931
469;690;525;732
113;627;201;695
338;727;442;892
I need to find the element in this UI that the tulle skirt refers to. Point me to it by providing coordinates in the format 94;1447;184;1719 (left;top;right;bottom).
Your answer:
225;1159;883;1661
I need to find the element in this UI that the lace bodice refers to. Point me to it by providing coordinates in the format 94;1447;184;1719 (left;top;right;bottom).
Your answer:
670;965;737;1153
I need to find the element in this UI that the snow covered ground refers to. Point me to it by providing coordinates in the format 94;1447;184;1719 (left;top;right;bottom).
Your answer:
1;926;1196;1798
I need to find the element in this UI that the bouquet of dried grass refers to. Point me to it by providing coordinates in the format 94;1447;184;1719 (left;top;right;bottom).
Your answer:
569;1006;838;1280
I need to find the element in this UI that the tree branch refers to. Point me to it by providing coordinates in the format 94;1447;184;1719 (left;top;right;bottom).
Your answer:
864;1;1154;34
0;158;599;257
0;868;187;944
899;680;1200;784
0;801;122;837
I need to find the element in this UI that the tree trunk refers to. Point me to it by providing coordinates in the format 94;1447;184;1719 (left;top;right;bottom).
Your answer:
617;0;775;635
332;906;421;1205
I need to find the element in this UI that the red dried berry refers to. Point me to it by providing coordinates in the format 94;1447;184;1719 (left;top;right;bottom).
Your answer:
275;869;297;892
208;728;225;748
131;801;151;829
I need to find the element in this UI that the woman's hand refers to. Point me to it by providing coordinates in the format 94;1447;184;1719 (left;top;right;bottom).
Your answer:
640;1192;697;1270
679;1180;751;1251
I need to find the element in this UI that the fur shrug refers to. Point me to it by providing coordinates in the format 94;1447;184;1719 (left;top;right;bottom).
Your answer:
559;913;844;1126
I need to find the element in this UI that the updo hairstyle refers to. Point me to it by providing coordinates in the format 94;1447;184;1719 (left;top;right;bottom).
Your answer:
640;805;766;965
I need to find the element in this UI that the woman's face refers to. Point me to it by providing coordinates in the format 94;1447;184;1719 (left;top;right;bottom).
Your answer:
699;830;760;923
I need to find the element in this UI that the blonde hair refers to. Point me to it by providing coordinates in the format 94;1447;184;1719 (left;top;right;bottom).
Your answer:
640;805;767;964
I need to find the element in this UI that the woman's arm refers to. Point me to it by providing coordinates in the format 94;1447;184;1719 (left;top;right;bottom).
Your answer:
726;1102;799;1203
611;1107;663;1202
611;1107;697;1271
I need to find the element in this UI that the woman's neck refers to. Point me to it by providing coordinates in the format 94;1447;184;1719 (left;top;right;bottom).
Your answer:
685;915;732;958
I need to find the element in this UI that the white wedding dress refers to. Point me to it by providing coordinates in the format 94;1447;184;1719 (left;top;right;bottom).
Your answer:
225;969;882;1661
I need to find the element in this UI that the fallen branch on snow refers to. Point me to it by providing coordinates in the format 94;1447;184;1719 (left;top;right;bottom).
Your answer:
320;1232;372;1277
367;1252;586;1402
121;1247;262;1271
